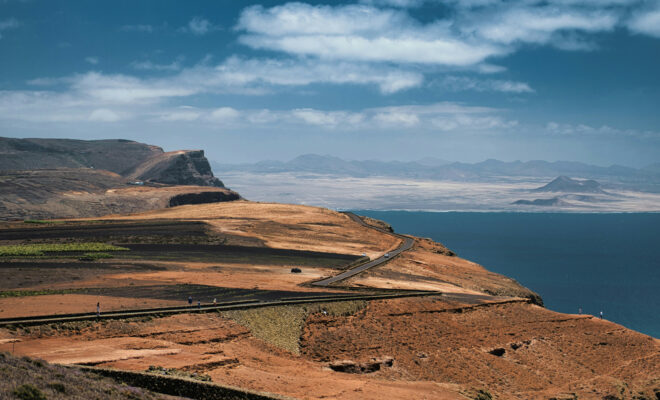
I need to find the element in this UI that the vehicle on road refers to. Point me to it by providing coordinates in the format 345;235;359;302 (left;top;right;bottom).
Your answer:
384;253;390;258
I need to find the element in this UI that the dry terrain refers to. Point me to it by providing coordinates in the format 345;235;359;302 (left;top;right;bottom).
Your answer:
0;201;657;400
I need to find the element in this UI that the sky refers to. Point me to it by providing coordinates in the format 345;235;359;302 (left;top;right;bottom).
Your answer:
1;0;660;167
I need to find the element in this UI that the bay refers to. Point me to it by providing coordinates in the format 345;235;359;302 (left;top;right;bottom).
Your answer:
352;211;660;338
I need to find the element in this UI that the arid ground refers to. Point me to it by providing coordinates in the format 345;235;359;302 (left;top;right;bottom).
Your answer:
1;201;658;399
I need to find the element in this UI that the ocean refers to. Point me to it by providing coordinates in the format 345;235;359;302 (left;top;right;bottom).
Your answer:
352;211;660;338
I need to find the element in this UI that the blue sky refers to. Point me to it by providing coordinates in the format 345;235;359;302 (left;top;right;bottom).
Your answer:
1;0;660;167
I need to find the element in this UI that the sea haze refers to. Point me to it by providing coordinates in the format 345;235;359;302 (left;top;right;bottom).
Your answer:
352;211;660;338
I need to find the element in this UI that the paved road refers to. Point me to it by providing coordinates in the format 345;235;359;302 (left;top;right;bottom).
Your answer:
0;291;437;327
312;212;415;286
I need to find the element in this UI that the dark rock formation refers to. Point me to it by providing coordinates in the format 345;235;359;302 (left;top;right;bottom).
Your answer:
328;357;394;374
168;191;240;207
512;197;568;207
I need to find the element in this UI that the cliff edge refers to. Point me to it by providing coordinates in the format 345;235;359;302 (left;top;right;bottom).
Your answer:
0;137;224;187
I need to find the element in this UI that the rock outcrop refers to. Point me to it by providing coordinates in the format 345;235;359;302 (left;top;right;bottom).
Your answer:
126;150;224;187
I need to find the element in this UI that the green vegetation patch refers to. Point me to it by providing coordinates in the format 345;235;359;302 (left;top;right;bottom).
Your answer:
0;243;128;257
13;383;47;400
23;220;66;225
146;366;211;382
0;288;91;298
222;300;366;354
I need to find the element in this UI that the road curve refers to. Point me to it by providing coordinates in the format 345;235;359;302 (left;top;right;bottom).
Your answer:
312;212;415;286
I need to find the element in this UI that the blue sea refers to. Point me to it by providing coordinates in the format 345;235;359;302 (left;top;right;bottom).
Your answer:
352;211;660;338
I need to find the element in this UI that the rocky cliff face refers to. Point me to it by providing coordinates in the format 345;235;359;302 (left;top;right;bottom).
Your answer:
0;137;224;187
126;150;225;187
0;137;239;220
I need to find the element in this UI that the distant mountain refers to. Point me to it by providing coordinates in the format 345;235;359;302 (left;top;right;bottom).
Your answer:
512;197;569;207
214;154;660;192
215;154;435;178
533;176;605;194
643;162;660;174
415;157;451;167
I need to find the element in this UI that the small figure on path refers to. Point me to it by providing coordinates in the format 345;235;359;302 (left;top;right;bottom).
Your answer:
578;307;582;315
213;298;217;305
188;296;193;307
198;300;201;309
96;302;100;318
599;311;603;319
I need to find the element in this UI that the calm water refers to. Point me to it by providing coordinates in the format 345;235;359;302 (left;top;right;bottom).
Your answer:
352;211;660;338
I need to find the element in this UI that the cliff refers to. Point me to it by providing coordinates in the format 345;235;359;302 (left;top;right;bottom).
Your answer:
0;137;239;220
125;150;224;187
0;137;224;187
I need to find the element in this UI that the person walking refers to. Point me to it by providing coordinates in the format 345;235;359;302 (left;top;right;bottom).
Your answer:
197;299;201;309
599;310;603;319
188;296;193;307
578;307;582;315
96;302;100;318
213;298;217;306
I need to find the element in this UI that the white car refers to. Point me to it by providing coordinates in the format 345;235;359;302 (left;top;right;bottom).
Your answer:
384;253;390;258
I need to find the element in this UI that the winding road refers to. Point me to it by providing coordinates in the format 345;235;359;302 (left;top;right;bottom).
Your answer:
0;212;522;328
312;212;415;286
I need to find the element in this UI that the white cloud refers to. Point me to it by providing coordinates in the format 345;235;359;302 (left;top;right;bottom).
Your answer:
131;57;184;71
373;111;420;127
211;56;422;94
89;108;121;122
157;107;201;122
628;5;660;38
209;107;240;122
237;4;505;66
85;57;99;65
226;102;512;131
463;7;618;46
291;108;365;126
544;121;653;137
235;1;660;70
439;76;534;93
183;17;215;35
70;72;196;104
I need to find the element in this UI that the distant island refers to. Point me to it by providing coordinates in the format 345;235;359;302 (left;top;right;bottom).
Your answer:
512;197;568;206
218;156;660;212
512;176;613;207
532;176;606;194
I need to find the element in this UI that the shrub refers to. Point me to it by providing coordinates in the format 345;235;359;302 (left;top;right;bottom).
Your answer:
13;384;47;400
47;382;66;393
